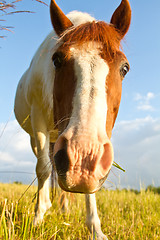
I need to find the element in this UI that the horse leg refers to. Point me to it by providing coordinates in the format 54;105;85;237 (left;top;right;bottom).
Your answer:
85;194;108;240
30;137;37;156
31;104;52;225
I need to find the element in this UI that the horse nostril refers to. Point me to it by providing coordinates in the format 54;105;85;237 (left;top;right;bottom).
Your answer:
54;148;69;175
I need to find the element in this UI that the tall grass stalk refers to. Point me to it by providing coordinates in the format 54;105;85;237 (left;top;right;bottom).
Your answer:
0;183;160;239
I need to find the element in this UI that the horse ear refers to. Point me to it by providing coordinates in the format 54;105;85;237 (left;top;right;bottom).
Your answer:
110;0;131;38
50;0;73;36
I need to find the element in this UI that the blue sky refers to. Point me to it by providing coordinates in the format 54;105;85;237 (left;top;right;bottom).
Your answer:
0;0;160;189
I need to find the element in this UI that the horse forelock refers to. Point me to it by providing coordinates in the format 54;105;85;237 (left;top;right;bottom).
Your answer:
59;21;122;60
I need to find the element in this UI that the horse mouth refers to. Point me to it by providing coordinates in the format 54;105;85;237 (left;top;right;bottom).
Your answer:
57;170;110;194
58;179;100;194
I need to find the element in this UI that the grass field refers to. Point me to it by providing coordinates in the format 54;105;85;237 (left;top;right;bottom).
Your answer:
0;183;160;240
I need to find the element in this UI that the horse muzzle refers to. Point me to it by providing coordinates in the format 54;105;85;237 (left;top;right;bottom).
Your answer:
53;133;113;193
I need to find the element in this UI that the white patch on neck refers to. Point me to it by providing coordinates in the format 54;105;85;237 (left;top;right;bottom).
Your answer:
67;42;109;136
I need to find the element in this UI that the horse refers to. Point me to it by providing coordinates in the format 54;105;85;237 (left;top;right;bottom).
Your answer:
14;0;131;239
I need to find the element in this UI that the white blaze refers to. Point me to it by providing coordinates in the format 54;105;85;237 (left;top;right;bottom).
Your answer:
67;42;109;137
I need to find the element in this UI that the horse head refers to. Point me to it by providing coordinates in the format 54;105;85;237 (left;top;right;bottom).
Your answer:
51;0;131;193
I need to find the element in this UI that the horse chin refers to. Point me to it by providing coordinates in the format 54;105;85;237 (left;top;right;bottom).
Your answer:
57;171;110;194
58;179;100;194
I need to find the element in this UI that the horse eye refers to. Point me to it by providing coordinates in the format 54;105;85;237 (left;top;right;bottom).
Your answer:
120;63;130;78
52;52;63;68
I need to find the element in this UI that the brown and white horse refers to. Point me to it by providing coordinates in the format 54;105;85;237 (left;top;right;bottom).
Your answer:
14;0;131;239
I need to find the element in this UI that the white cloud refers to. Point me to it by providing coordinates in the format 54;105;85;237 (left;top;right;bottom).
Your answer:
146;92;155;100
134;92;155;102
109;116;160;189
0;151;14;163
0;120;32;153
137;104;154;111
134;93;143;101
0;120;36;183
134;92;156;112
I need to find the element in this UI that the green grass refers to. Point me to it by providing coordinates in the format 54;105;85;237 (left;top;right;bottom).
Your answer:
0;183;160;239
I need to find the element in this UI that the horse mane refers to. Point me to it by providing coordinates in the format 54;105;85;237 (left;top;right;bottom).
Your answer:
60;21;122;59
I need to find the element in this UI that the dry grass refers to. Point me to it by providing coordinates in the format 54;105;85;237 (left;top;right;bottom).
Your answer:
0;182;160;239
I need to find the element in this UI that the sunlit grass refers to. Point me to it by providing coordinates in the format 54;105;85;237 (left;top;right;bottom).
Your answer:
0;183;160;239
